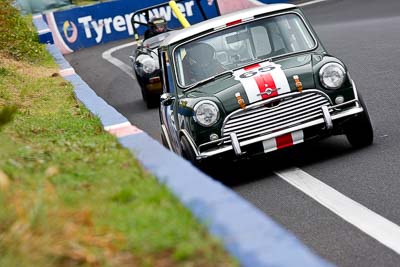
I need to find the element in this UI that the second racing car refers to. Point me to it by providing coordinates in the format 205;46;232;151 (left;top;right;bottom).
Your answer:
129;0;216;108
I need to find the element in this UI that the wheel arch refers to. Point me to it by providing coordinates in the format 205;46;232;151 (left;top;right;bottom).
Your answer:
179;129;200;158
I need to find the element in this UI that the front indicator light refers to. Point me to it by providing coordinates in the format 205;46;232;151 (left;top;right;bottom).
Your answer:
335;96;345;104
210;133;219;141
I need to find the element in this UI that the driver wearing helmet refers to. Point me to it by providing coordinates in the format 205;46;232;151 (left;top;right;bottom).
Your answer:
144;16;167;39
182;42;225;85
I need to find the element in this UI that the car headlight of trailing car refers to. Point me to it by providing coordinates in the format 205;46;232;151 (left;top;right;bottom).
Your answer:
138;55;156;74
319;63;346;89
193;100;220;127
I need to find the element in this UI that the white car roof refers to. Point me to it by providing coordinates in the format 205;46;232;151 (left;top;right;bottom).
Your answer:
160;3;297;46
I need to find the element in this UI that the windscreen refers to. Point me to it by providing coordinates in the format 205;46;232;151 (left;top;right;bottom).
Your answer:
174;13;316;87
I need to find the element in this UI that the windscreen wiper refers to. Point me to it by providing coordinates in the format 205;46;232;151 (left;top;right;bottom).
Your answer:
183;70;234;93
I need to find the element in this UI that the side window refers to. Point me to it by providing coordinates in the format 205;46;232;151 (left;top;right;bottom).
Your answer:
174;47;187;86
160;50;174;93
160;50;168;93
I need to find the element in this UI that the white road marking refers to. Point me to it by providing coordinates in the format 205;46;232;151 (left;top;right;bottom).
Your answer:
297;0;330;7
102;42;137;80
275;167;400;255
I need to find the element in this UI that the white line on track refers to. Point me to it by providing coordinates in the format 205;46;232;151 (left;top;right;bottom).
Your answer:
275;167;400;255
102;42;136;80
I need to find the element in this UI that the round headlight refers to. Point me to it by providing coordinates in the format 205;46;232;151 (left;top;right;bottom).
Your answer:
142;57;156;73
137;55;156;74
194;100;220;127
319;63;346;89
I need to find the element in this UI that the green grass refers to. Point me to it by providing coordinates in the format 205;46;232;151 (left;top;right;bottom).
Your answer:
0;0;53;64
0;1;238;266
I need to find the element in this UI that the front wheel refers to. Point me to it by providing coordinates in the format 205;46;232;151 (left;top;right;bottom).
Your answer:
139;80;148;102
146;94;159;109
344;95;374;148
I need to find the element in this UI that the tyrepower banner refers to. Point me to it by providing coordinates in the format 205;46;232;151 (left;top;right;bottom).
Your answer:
44;0;219;54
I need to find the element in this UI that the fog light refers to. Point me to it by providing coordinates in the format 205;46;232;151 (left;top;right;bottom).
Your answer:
210;133;219;141
335;96;344;104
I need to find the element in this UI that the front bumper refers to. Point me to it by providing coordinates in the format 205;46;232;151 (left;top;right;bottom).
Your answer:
182;90;364;160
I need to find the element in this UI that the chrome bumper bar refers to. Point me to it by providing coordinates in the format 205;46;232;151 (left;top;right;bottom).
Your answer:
193;102;363;160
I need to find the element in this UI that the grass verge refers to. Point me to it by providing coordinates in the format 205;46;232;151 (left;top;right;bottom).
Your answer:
0;1;238;266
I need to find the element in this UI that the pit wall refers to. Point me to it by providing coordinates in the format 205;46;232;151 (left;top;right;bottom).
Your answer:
37;0;287;54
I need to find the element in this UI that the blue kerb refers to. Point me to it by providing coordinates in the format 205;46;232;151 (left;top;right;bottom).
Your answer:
38;16;334;267
64;74;128;127
46;44;128;127
119;133;333;267
46;45;71;70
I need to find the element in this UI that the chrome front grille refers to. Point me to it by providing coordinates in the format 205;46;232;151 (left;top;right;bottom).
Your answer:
222;91;331;142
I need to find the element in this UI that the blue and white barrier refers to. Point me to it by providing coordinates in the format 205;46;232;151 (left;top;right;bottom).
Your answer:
33;13;333;267
40;0;288;54
32;13;53;44
42;0;219;54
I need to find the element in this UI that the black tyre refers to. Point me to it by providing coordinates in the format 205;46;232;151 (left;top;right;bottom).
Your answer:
344;95;374;148
139;80;148;102
180;135;197;164
146;94;159;109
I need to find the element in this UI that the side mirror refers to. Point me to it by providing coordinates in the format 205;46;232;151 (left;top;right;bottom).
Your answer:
160;93;175;106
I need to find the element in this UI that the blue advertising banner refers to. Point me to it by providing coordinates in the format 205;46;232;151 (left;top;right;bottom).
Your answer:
44;0;219;54
44;0;288;54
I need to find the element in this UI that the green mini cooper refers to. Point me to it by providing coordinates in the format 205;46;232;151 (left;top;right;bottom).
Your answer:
158;3;373;164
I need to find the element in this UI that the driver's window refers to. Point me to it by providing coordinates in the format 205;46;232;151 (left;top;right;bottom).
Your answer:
174;48;187;85
160;50;171;93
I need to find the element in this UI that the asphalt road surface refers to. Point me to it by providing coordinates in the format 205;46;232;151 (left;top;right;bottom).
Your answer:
66;0;400;265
